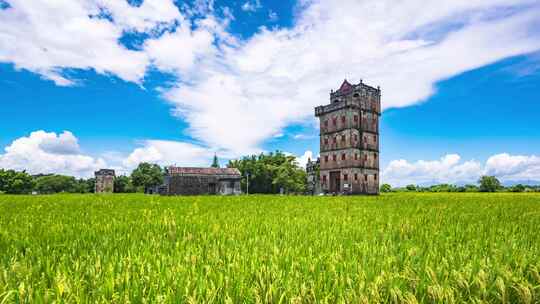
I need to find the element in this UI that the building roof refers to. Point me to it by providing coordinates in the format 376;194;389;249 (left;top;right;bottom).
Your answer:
337;79;353;94
167;167;241;176
95;169;115;176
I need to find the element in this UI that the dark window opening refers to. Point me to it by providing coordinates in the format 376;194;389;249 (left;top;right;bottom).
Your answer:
341;154;346;160
344;174;348;181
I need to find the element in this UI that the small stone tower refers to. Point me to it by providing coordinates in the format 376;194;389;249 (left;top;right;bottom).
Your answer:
95;169;115;193
315;79;381;194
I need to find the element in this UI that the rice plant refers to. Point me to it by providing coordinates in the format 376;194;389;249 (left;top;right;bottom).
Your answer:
0;193;539;303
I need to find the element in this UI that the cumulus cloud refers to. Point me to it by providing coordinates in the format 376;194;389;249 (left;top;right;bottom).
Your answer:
2;1;540;158
382;153;540;187
382;154;483;186
123;139;215;169
485;153;540;181
159;0;540;155
0;131;106;177
0;0;186;85
3;131;540;186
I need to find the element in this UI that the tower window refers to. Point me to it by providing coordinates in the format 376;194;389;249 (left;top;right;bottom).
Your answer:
354;153;358;160
324;155;328;162
354;173;358;180
341;135;346;142
324;120;328;127
333;154;337;161
333;137;337;144
341;116;346;123
353;93;359;98
354;115;358;122
322;175;327;182
343;174;348;181
332;118;337;126
365;174;368;182
341;153;346;160
375;174;378;180
354;134;358;141
324;138;328;145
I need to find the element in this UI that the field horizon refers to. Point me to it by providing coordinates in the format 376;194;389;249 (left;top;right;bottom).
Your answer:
1;193;539;303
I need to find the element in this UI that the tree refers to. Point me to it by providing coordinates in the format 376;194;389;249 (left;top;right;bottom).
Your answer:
0;170;34;194
228;151;307;194
406;184;417;192
34;175;78;194
131;163;163;193
114;175;136;193
380;184;392;193
478;175;501;192
211;154;220;168
511;184;526;192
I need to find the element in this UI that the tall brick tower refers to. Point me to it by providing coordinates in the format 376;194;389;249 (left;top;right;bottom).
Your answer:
315;79;381;194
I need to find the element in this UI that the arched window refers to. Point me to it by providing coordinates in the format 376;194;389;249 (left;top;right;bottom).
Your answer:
353;93;359;98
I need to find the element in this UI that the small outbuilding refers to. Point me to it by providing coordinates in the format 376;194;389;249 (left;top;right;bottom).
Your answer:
157;167;242;195
95;169;115;193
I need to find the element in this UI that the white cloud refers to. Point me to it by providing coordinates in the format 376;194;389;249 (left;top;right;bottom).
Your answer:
485;153;540;181
122;139;215;169
241;0;261;12
296;150;315;168
382;154;483;186
0;131;106;177
2;1;540;160
0;0;186;85
38;131;80;155
3;131;540;187
382;153;540;187
158;0;540;156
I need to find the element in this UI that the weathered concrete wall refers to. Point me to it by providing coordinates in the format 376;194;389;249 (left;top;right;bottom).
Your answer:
167;175;241;195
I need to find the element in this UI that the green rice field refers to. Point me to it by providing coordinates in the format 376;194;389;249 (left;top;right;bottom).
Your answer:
1;193;539;303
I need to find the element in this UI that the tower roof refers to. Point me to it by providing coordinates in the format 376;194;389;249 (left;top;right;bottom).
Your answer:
337;79;353;94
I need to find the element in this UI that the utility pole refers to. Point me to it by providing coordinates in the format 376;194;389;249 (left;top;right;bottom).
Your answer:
246;173;250;195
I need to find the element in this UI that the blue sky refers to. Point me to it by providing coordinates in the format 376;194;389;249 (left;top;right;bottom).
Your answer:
1;0;540;185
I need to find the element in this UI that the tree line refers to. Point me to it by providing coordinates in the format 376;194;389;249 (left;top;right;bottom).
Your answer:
380;176;540;193
2;159;539;195
0;163;164;194
0;151;308;195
